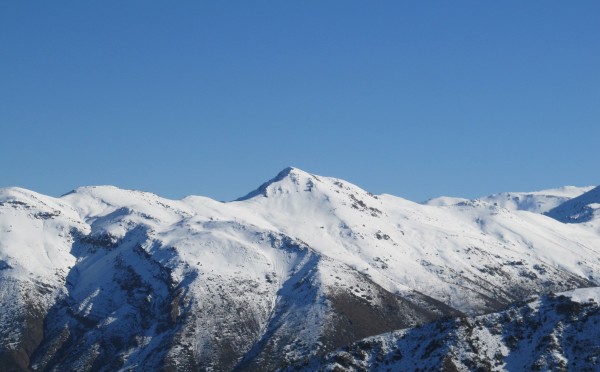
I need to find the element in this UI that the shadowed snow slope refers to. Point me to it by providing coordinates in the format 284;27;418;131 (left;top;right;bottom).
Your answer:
298;287;600;371
0;168;599;370
546;185;600;224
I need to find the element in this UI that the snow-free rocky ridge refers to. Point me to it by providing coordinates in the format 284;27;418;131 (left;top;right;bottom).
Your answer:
0;167;599;371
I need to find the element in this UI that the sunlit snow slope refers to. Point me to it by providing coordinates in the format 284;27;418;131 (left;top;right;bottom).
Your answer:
0;168;598;370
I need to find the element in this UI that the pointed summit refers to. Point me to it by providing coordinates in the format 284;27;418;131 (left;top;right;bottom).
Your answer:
235;167;317;201
272;166;305;181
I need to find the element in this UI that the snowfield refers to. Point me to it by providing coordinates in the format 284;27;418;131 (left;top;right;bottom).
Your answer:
1;167;599;370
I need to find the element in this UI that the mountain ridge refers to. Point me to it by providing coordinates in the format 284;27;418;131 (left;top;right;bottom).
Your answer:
1;168;599;370
546;185;600;224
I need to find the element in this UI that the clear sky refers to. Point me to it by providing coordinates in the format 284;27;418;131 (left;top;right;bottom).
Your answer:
1;1;598;202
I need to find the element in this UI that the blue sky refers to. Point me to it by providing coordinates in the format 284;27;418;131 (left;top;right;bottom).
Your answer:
1;1;598;202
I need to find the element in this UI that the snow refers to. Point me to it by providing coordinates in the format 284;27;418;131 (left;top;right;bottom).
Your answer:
424;186;593;212
226;168;600;313
546;185;600;224
1;167;599;369
303;286;600;371
560;286;600;304
3;168;600;312
423;196;470;207
0;187;82;282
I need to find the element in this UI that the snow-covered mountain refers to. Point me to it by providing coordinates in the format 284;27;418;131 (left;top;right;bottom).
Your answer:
425;185;594;213
297;287;600;371
546;186;600;225
0;168;599;370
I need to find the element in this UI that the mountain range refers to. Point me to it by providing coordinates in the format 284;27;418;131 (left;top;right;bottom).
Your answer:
1;167;599;371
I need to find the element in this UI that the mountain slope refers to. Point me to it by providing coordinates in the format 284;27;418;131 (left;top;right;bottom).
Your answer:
0;169;599;370
546;185;600;224
300;287;600;371
425;185;594;213
0;188;85;370
235;168;600;313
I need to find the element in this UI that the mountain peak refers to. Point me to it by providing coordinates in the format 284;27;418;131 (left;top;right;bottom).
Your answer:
276;166;314;178
3;175;600;370
277;166;299;176
235;167;315;201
